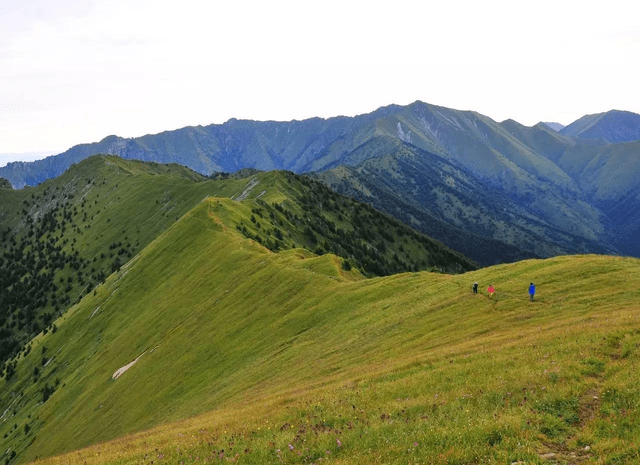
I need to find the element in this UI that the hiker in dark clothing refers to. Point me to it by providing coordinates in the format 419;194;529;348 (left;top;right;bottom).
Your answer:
529;282;536;302
472;282;478;294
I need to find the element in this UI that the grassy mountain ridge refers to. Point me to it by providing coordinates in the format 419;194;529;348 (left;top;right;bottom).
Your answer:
498;121;573;167
560;110;640;142
0;155;474;370
0;193;639;463
0;156;247;369
377;103;580;194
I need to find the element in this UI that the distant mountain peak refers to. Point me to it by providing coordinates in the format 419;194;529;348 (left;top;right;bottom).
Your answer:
560;109;640;142
542;122;565;132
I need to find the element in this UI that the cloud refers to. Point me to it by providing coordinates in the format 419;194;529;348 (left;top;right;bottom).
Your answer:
1;0;639;155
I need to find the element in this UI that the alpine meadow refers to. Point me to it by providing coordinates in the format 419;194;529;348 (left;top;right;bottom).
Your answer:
1;101;640;465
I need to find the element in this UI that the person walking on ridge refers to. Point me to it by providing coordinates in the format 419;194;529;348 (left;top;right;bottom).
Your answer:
487;284;495;298
472;282;478;294
529;282;536;302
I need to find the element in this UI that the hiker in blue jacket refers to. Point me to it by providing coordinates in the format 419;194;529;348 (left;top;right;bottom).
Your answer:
529;282;536;302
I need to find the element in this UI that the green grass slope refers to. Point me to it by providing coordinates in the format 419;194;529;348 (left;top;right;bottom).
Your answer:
0;194;639;464
0;156;252;368
0;155;474;383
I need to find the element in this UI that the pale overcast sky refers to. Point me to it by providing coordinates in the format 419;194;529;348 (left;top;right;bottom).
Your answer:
1;0;639;164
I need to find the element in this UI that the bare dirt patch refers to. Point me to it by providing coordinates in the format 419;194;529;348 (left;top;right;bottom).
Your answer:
112;352;146;380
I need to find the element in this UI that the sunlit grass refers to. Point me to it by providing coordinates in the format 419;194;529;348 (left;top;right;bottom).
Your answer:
1;197;639;464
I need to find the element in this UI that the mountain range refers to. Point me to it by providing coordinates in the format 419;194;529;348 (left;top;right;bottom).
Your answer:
1;102;639;264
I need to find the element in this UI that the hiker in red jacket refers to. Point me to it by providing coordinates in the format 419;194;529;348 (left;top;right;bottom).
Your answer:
487;284;495;298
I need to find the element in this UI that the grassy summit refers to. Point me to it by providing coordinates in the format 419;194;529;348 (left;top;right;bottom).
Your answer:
0;191;639;463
